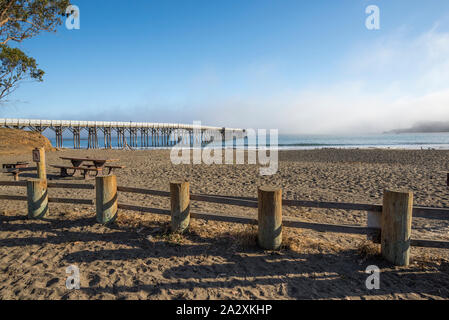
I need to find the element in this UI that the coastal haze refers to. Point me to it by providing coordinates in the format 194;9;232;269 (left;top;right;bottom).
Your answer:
45;132;449;150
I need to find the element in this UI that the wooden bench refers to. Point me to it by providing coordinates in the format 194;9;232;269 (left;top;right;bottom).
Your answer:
51;165;102;179
104;165;126;174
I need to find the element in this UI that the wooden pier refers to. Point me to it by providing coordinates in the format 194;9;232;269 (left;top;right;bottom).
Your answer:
0;118;245;149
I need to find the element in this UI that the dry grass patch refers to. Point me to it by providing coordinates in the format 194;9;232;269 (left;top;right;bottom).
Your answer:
356;240;381;260
115;211;169;229
115;212;351;255
282;228;345;254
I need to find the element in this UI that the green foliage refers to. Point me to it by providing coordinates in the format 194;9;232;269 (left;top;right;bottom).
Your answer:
0;0;70;101
0;44;43;99
0;0;70;45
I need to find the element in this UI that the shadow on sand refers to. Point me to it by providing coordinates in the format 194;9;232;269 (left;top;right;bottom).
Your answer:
1;213;448;299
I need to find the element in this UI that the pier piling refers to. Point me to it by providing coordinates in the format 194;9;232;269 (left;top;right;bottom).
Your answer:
0;119;243;150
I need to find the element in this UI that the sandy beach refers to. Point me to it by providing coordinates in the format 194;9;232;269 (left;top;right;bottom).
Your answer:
1;148;449;300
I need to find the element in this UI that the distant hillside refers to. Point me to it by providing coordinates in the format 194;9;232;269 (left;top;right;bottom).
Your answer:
386;121;449;134
0;128;55;155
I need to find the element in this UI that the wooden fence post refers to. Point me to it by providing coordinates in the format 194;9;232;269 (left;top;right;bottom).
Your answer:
170;181;190;232
27;179;48;219
33;148;46;181
96;175;118;224
258;186;282;250
381;189;413;266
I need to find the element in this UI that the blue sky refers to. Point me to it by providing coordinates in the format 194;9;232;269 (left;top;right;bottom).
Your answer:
2;0;449;133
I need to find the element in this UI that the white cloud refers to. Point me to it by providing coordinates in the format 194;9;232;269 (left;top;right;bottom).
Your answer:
218;25;449;133
9;25;449;135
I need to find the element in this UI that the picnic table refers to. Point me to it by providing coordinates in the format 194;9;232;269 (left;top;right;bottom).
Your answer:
51;157;125;179
59;157;119;168
2;161;29;169
1;162;31;181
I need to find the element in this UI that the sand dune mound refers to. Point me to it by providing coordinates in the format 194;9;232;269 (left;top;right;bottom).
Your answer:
0;128;55;155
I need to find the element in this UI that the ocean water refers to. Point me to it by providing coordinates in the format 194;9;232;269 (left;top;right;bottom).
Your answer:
45;132;449;150
277;133;449;150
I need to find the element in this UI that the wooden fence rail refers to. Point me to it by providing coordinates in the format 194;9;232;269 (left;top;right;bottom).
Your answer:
116;186;170;197
0;194;93;205
1;177;449;265
186;192;449;219
0;180;94;190
2;180;449;218
2;191;447;250
116;203;378;234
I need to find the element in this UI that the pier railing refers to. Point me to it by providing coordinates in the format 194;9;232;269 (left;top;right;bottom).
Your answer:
1;176;449;266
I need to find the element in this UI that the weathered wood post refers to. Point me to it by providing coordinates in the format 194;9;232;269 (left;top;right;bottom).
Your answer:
32;148;46;181
381;189;413;266
170;181;190;232
258;186;282;250
27;179;48;219
95;175;118;224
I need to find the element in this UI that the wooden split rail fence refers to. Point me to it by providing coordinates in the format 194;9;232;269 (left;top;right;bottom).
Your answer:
1;176;449;266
